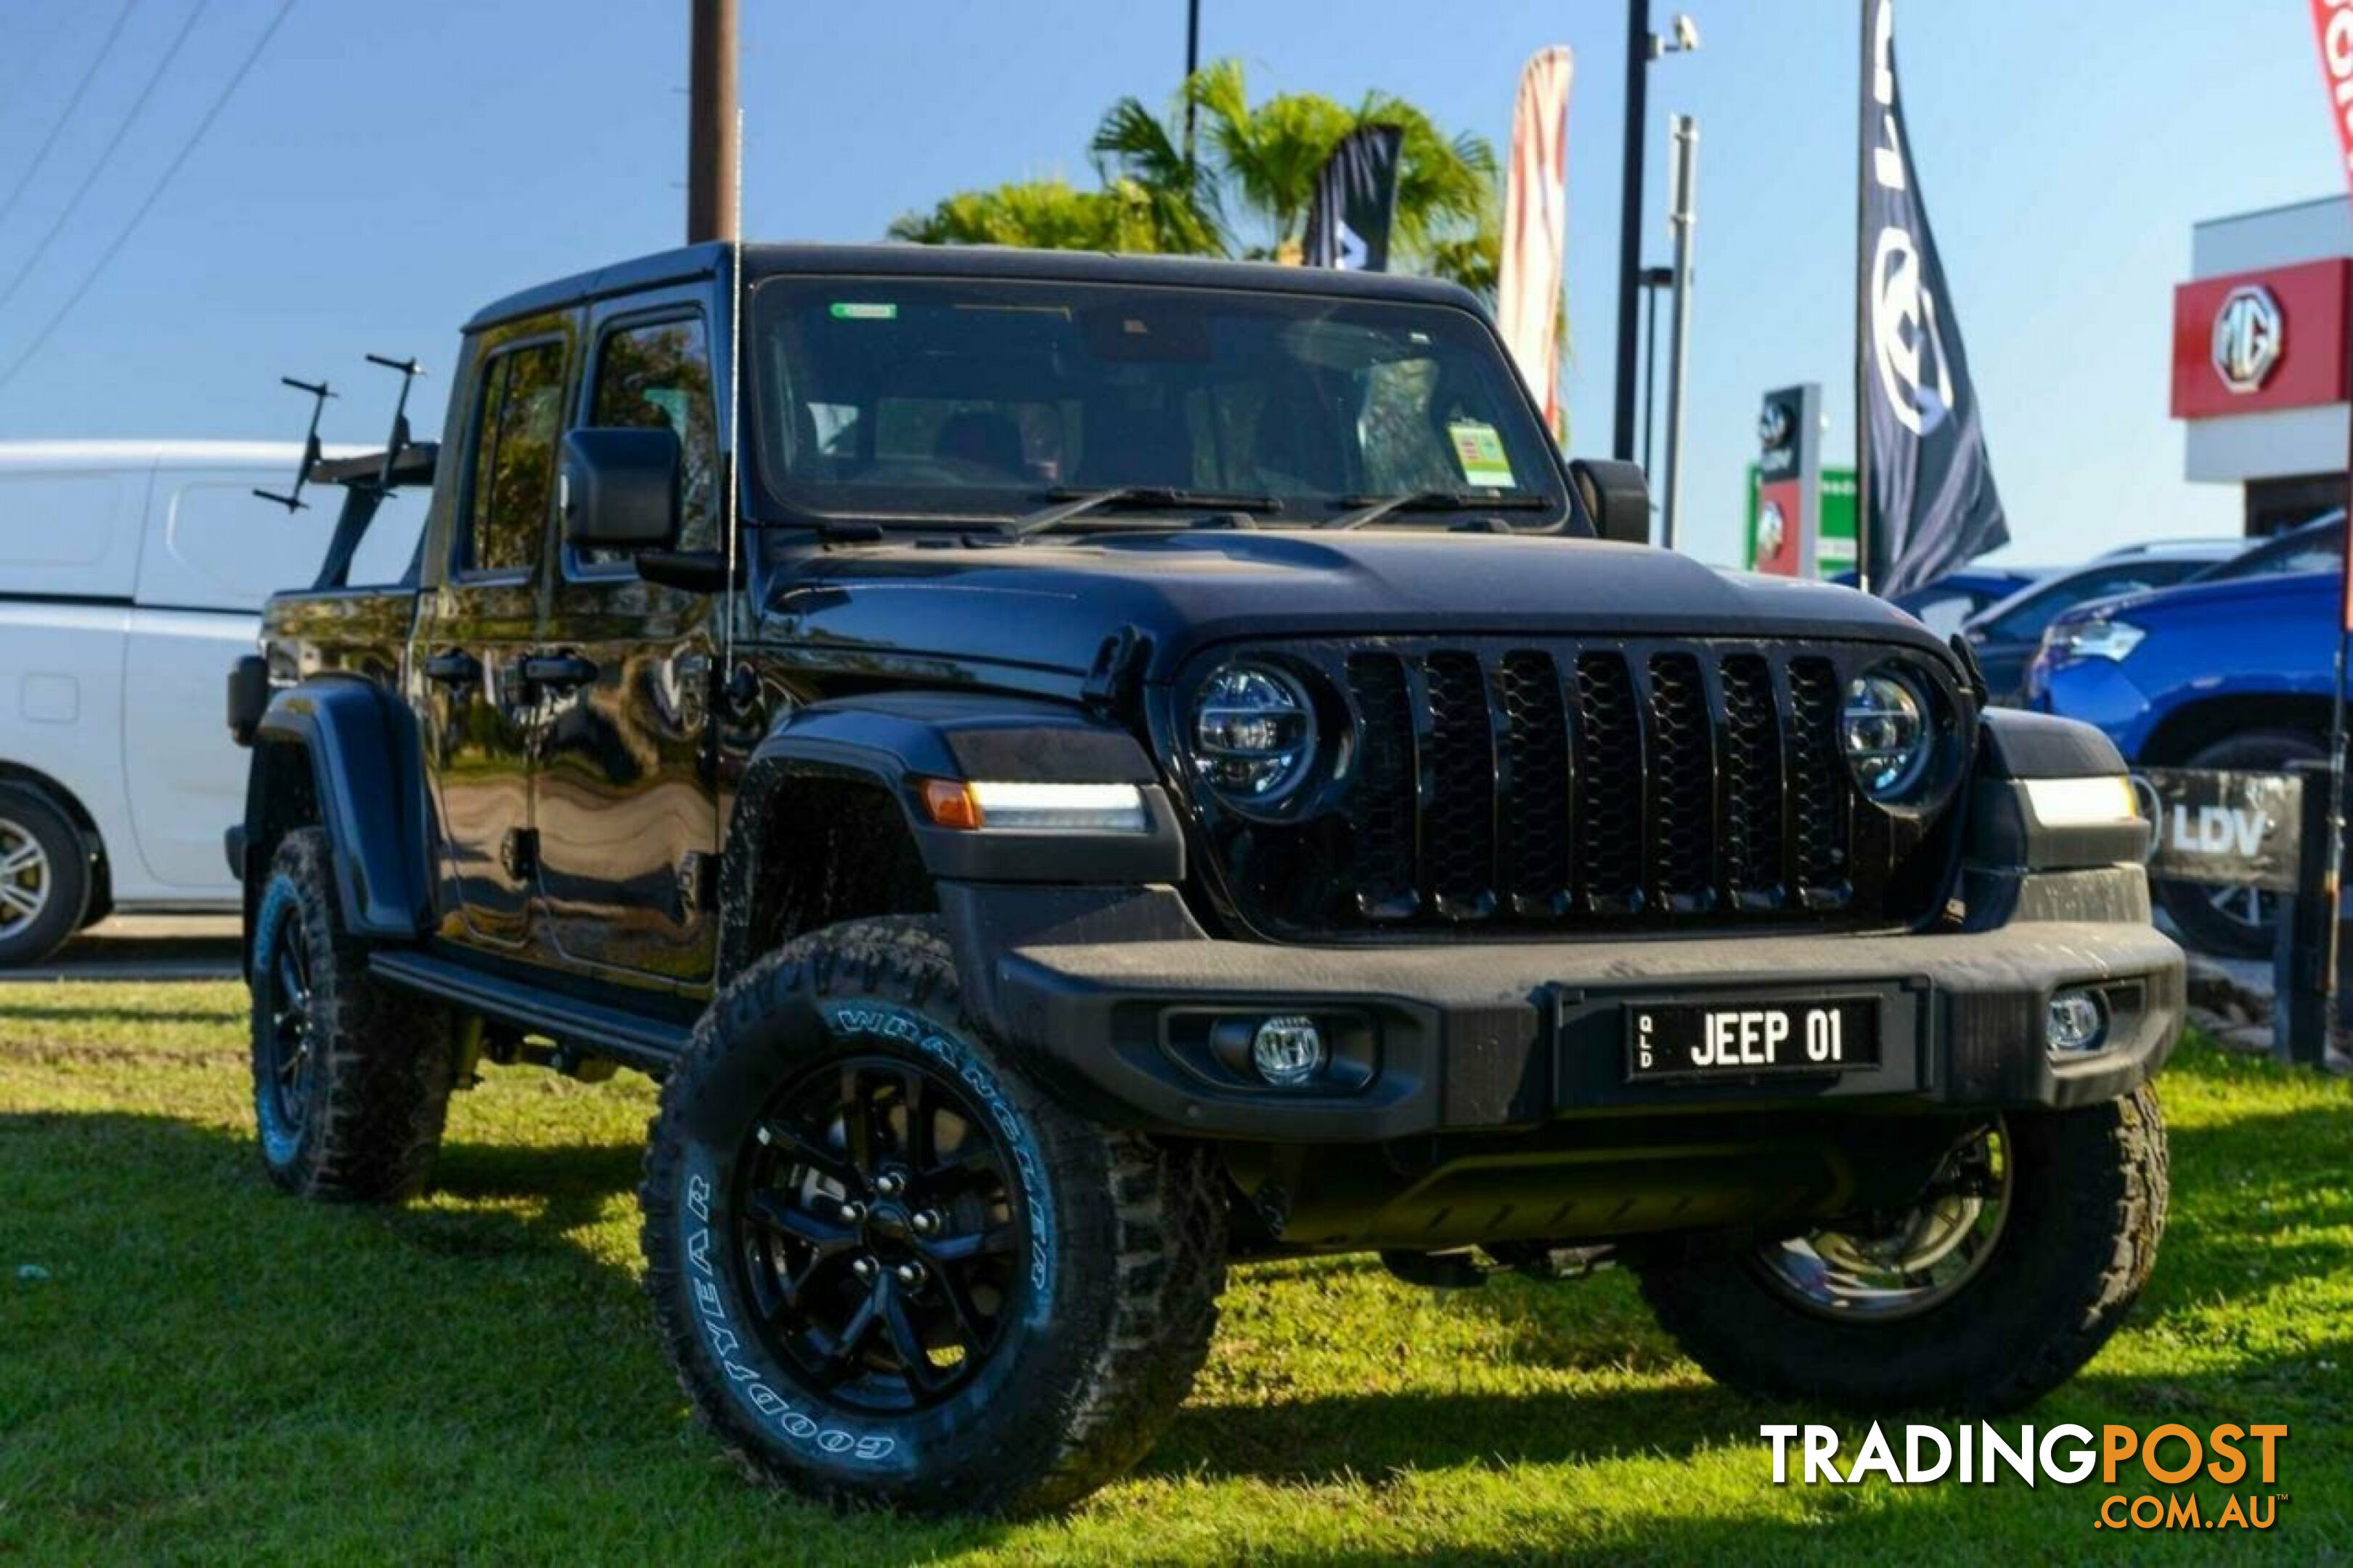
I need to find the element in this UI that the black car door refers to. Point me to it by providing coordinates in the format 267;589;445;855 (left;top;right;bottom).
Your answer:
531;299;725;987
412;324;571;952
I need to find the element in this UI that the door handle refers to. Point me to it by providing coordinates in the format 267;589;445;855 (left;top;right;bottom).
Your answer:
423;650;480;685
521;652;599;691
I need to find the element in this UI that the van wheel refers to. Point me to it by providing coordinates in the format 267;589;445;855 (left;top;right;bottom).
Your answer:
640;915;1226;1516
249;828;457;1201
0;786;89;966
1634;1086;2166;1412
2154;728;2323;957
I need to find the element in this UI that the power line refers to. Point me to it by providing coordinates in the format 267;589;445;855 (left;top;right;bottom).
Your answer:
0;0;210;319
0;0;146;232
0;0;296;394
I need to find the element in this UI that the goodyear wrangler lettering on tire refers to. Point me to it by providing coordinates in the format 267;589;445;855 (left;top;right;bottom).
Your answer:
825;1000;1056;1293
638;916;1226;1515
678;1153;896;1464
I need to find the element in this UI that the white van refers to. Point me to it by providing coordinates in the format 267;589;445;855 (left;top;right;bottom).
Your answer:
0;441;421;963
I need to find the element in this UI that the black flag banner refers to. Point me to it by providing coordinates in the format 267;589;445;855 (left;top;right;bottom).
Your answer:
1860;0;2007;595
1305;124;1405;271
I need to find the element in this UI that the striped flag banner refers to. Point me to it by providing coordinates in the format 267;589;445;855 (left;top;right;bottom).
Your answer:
2307;0;2353;632
1497;46;1574;435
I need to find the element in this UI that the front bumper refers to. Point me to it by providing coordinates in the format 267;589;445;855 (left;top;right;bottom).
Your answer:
952;878;2183;1143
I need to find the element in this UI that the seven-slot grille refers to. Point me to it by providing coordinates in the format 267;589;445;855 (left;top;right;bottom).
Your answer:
1188;639;1953;940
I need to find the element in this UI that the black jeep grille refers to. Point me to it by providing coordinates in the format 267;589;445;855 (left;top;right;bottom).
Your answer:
1188;637;1964;942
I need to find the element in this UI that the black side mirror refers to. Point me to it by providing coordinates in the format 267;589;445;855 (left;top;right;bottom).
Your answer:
560;427;681;552
1567;458;1653;547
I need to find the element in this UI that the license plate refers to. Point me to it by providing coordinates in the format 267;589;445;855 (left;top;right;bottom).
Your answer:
1626;998;1882;1082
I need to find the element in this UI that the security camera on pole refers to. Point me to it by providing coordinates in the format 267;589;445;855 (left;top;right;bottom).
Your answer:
1612;7;1700;465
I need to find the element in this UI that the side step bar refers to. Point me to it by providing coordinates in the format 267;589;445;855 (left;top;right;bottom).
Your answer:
368;948;694;1074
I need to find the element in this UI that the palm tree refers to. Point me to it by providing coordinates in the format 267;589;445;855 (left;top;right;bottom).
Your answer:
887;177;1157;252
1181;60;1355;258
893;61;1517;320
1087;95;1224;256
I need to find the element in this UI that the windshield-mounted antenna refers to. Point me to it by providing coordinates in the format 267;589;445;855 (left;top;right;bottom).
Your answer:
253;375;335;512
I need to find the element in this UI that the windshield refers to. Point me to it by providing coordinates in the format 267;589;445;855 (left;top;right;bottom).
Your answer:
2190;515;2343;583
747;274;1565;527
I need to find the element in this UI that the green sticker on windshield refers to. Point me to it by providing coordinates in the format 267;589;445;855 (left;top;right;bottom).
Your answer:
1448;420;1514;488
829;302;898;320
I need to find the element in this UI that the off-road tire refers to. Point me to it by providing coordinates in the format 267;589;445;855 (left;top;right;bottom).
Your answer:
640;915;1226;1516
0;785;89;966
249;828;457;1201
1634;1085;2167;1413
2155;727;2324;957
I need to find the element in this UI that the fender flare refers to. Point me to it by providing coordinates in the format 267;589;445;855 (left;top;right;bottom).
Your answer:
245;678;433;939
717;692;1184;977
1965;708;2148;875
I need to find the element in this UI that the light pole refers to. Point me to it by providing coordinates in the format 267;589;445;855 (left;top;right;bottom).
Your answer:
1638;264;1672;483
1660;114;1698;551
1183;0;1202;163
1611;7;1700;462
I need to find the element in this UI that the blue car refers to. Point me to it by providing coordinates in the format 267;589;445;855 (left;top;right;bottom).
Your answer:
1835;565;2040;636
2027;515;2344;955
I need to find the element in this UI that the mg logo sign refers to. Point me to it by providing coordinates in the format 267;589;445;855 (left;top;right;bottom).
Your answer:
2211;284;2283;394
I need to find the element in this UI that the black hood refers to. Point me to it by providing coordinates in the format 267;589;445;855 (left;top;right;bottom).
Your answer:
767;531;1955;682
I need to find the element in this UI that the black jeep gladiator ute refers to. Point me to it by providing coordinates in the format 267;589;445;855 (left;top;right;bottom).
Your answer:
229;242;2179;1515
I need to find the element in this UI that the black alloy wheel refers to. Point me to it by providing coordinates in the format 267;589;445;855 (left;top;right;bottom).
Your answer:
261;926;319;1135
734;1053;1024;1413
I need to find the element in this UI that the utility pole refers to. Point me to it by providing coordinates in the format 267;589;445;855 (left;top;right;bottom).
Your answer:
1613;7;1698;464
688;0;740;244
1660;115;1698;550
1183;0;1202;163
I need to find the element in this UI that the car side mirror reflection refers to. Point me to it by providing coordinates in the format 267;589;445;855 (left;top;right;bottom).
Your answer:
1568;458;1654;547
560;427;682;552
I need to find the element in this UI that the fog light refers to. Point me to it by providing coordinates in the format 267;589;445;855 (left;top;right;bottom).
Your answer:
2047;989;2106;1054
1250;1015;1327;1085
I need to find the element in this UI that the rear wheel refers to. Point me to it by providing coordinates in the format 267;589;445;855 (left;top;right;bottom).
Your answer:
248;829;457;1201
2154;727;2324;957
1635;1086;2166;1412
640;915;1226;1515
0;786;89;966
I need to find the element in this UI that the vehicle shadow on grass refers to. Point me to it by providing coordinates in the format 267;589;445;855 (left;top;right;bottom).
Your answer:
1150;1095;2352;1497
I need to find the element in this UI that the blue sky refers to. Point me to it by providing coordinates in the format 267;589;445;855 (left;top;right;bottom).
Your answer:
0;0;2338;568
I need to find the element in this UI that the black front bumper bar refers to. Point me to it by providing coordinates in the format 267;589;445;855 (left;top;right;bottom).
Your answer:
962;895;2183;1143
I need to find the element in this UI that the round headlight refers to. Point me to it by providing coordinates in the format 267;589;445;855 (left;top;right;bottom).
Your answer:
1193;662;1316;803
1841;667;1933;801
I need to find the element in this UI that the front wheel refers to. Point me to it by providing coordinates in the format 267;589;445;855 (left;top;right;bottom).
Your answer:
1634;1085;2166;1413
639;915;1226;1516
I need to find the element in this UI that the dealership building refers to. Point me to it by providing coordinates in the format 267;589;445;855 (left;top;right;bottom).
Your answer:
2173;195;2353;536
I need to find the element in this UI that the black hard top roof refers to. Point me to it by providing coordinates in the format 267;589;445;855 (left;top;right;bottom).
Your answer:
464;242;1484;334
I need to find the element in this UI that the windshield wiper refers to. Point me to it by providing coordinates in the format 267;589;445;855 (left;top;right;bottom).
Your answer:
1320;489;1553;531
1008;485;1281;539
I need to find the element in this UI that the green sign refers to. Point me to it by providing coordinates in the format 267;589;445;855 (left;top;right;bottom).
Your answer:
1744;465;1858;575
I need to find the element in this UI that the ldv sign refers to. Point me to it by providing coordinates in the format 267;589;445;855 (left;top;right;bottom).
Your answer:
2132;768;2303;893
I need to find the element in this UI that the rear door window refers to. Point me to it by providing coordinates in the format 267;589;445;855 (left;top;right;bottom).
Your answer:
457;340;567;577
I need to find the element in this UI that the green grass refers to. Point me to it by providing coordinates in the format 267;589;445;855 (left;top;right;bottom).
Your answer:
1;981;2346;1563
